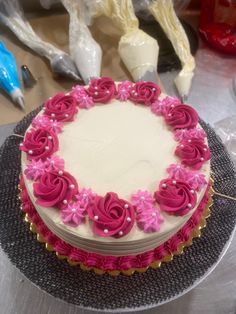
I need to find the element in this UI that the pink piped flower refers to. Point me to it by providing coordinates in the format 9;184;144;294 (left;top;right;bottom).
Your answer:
61;202;86;227
167;163;188;181
186;171;207;191
136;205;164;233
32;115;50;128
24;159;46;180
71;85;87;99
151;96;181;116
131;190;154;212
45;155;65;172
174;128;206;142
70;85;94;109
116;81;132;101
75;188;96;209
32;115;63;134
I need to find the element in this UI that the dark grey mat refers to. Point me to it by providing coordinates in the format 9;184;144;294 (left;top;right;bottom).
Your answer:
0;108;236;311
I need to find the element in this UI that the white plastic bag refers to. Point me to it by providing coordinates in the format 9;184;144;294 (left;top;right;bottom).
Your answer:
61;0;102;83
0;0;81;81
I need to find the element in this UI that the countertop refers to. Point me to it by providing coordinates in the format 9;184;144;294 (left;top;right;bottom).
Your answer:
0;22;236;314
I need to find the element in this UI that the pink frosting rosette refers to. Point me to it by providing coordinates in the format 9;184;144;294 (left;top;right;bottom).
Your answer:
33;170;78;208
175;139;211;170
87;77;116;103
129;81;161;105
164;104;198;130
20;128;59;161
87;192;135;238
154;178;197;216
44;92;78;122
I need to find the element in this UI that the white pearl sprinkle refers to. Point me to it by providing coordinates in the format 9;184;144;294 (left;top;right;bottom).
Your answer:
28;150;33;154
200;157;204;161
190;190;195;194
119;230;123;236
106;90;110;94
94;215;99;220
48;136;52;140
64;114;69;118
171;104;174;108
124;204;129;209
50;119;54;123
127;217;131;222
168;113;172;117
33;166;37;170
172;180;177;185
162;183;167;188
152;212;157;217
94;91;98;96
20;143;23;147
72;208;77;213
152;88;156;91
131;90;135;94
58;170;63;175
140;196;145;200
45;146;49;150
104;229;108;234
134;92;138;96
187;203;192;208
70;184;75;189
204;148;207;151
50;160;55;164
94;86;98;90
188;139;192;143
180;144;184;148
63;199;68;204
51;113;55;117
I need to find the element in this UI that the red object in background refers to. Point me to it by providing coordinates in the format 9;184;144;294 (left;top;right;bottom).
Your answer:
199;0;236;55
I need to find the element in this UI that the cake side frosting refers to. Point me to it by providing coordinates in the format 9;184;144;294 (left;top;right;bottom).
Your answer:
20;78;211;256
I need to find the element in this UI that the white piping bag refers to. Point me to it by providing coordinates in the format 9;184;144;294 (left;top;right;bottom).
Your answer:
92;0;159;83
61;0;102;84
0;0;81;81
148;0;195;99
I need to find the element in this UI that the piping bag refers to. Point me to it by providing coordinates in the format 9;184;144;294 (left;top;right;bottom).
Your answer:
148;0;195;100
0;0;81;81
90;0;159;83
61;0;102;84
0;41;25;111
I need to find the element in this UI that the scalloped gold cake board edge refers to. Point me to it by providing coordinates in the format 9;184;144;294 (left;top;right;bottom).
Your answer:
19;182;214;277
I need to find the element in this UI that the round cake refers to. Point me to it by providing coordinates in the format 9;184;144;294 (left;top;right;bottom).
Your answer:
19;77;211;274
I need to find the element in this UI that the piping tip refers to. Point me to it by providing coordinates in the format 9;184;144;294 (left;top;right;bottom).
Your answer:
21;65;37;88
15;96;26;112
180;95;187;103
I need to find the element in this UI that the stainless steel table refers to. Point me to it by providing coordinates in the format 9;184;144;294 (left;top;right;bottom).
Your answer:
0;40;236;314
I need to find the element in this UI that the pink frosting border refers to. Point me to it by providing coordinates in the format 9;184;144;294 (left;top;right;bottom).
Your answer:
19;176;211;272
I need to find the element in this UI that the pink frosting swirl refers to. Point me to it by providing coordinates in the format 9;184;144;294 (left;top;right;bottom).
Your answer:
175;139;211;170
87;192;135;238
164;104;198;130
87;77;116;103
33;170;78;208
129;81;161;105
151;96;181;116
44;92;78;122
174;128;206;142
20;128;59;161
116;81;132;101
154;179;197;216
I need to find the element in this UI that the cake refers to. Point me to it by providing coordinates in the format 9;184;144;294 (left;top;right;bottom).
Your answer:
19;77;212;275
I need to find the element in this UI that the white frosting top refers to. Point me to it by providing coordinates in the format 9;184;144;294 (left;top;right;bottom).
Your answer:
22;98;210;256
